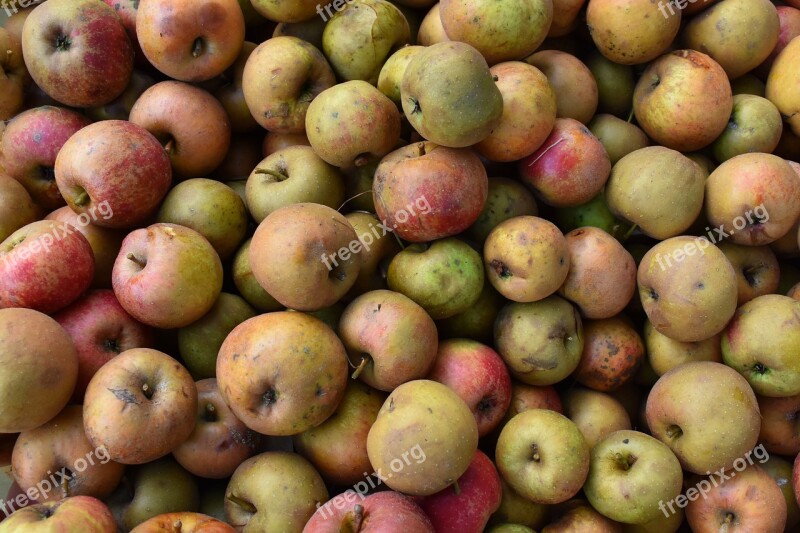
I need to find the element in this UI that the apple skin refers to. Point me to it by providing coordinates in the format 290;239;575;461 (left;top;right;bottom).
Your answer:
757;393;800;456
525;50;598;125
0;175;38;244
131;512;236;533
216;311;348;436
0;220;95;314
129;81;232;180
426;339;512;437
686;465;786;533
293;380;386;487
305;491;434;533
338;289;438;391
0;106;89;211
45;207;125;289
224;451;328;532
11;405;125;503
21;0;134;107
0;496;117;533
633;50;732;152
562;387;631;449
136;0;246;82
53;289;154;404
54;120;173;230
172;379;260;479
112;223;224;330
415;450;502;533
645;361;761;475
373;142;488;242
573;316;645;392
250;0;319;22
83;348;198;465
0;308;78;434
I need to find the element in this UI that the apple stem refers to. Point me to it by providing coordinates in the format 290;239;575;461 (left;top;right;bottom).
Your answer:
627;108;635;123
61;472;69;498
352;504;364;532
337;190;372;211
173;520;183;532
126;253;147;269
226;494;257;514
620;223;638;242
452;479;461;495
254;168;289;181
204;403;216;421
164;138;176;154
351;357;369;380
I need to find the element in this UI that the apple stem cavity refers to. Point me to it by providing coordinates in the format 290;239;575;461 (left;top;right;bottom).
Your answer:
73;189;90;207
665;424;683;440
529;443;541;463
204;403;217;422
351;356;369;380
255;167;289;181
614;452;637;471
126;253;147;270
226;494;257;514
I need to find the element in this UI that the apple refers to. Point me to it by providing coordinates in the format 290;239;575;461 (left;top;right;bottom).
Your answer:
224;451;328;531
721;294;800;397
373;142;488;242
558;227;637;319
0;27;27;120
0;309;78;434
338;289;438;391
562;388;632;448
0;175;38;244
53;289;154;403
231;239;283;313
711;94;783;162
633;50;732;152
250;0;319;22
173;378;260;479
216;311;348;436
131;512;236;533
249;203;362;311
367;380;478;496
584;430;682;524
1;105;89;211
242;36;335;133
645;361;761;474
539;500;621;532
83;348;198;465
587;113;649;164
112;223;224;329
415;450;502;533
0;220;94;314
293;380;386;487
377;45;425;104
585;50;634;118
426;339;511;437
129;81;232;180
644;320;722;376
484;216;570;302
494;295;583;386
495;409;589;504
21;0;133;107
574;316;644;391
525;50;598;124
761;455;800;531
54;120;172;229
717;242;781;305
11;405;125;503
758;393;800;455
306;491;434;533
0;496;116;533
136;0;245;82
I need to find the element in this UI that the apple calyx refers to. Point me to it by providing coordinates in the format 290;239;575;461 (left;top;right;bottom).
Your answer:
203;402;217;422
752;362;769;375
665;424;683;440
490;260;512;279
103;338;122;354
226;493;257;514
262;388;278;408
613;452;637;471
529;443;541;462
54;34;72;52
407;97;421;115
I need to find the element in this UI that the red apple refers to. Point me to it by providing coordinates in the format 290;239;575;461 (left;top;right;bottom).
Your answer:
0;495;117;532
426;339;512;437
54;120;173;229
53;289;154;404
305;491;434;533
0;220;94;314
130;512;236;533
415;450;503;533
0;106;90;211
21;0;134;107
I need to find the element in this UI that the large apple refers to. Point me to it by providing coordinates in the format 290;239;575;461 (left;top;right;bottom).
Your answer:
0;308;78;434
0;496;117;533
136;0;245;82
83;348;198;465
305;491;434;533
21;0;134;107
54;120;173;229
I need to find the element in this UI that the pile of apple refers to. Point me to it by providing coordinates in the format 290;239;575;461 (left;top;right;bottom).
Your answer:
1;0;800;531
